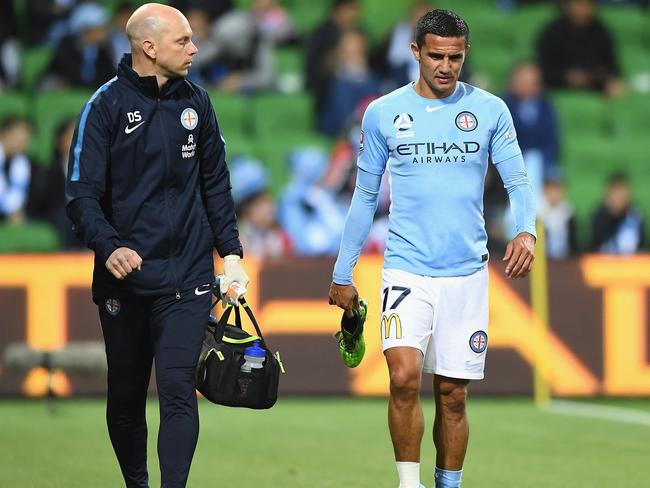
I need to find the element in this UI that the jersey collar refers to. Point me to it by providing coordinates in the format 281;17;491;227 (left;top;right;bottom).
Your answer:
408;81;464;106
118;54;188;99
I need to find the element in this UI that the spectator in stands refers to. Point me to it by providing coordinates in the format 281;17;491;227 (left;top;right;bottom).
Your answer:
538;174;579;259
321;97;391;252
185;8;223;86
171;0;233;23
318;30;380;136
24;0;78;46
230;157;291;259
278;147;348;256
0;0;20;89
27;117;82;249
252;0;297;46
537;0;625;96
503;61;559;198
592;172;644;253
0;116;32;224
322;112;367;202
107;2;135;67
40;2;115;90
305;0;362;119
188;5;276;92
386;1;432;87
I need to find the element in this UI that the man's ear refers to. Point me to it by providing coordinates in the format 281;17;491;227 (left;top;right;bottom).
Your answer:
410;42;420;61
142;39;156;60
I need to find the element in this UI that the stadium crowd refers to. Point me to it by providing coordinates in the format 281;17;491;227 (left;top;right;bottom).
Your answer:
0;0;648;259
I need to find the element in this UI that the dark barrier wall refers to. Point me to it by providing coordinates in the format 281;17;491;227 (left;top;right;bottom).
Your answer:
1;253;649;396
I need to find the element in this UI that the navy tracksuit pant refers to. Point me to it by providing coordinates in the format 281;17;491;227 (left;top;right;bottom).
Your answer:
98;289;212;488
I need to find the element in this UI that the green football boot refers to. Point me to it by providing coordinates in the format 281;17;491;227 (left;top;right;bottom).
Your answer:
335;299;367;368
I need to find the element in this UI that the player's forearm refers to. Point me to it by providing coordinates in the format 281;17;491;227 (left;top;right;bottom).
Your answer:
332;169;382;284
496;155;537;237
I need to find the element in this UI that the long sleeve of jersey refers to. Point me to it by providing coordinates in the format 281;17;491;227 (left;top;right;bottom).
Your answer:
495;154;537;237
490;99;537;238
332;168;382;284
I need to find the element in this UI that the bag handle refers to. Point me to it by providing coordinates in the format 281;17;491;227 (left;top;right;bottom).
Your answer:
212;298;269;350
212;305;233;343
238;298;268;348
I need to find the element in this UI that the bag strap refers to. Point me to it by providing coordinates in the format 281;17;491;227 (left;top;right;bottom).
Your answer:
214;305;234;342
239;298;268;349
212;298;270;350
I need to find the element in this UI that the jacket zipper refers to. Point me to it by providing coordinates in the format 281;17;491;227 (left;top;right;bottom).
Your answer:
156;97;182;300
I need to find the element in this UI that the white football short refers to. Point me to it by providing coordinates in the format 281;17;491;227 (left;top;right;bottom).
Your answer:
380;266;489;380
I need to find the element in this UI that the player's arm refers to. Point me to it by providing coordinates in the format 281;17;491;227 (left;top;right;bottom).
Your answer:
496;155;536;278
197;90;248;289
329;101;388;311
490;100;537;279
65;97;142;279
329;168;383;310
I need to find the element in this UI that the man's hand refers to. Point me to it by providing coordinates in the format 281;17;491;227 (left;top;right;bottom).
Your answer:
221;255;250;294
502;232;536;279
105;247;142;280
566;68;590;88
329;282;360;313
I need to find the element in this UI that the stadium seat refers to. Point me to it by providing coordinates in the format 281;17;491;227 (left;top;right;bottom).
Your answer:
607;93;650;137
20;47;54;93
552;91;609;138
223;132;258;163
601;6;650;50
276;47;302;77
562;131;649;246
279;0;329;36
0;222;60;252
0;91;29;119
511;3;555;55
618;44;650;81
257;131;333;194
563;133;646;170
32;91;92;163
209;92;250;135
466;48;514;92
251;92;314;136
563;175;604;247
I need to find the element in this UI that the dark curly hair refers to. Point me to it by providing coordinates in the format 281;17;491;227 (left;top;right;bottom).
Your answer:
415;9;470;48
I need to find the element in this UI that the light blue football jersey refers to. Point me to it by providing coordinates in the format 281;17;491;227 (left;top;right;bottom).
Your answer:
357;81;534;277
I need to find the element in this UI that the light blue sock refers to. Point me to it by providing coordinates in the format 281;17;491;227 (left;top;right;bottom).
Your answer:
434;467;463;488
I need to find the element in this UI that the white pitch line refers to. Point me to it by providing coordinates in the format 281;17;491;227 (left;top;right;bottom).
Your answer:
546;399;650;427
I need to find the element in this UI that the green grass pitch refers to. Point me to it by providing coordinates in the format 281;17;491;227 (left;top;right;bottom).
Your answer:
1;397;648;487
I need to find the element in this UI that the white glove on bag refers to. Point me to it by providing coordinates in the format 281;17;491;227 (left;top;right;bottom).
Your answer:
221;255;250;299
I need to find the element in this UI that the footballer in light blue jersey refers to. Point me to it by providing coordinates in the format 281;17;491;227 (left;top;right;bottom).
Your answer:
328;9;536;488
339;80;535;280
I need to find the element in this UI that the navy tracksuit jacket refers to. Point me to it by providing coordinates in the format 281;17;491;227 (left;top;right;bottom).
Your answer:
66;55;242;487
66;54;241;299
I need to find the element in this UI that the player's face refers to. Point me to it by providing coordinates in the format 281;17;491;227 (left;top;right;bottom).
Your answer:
156;16;198;79
411;34;468;99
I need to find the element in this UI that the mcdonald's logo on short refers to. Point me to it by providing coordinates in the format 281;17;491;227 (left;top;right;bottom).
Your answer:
382;313;402;339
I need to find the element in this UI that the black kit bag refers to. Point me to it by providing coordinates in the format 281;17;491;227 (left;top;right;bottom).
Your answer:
195;298;285;409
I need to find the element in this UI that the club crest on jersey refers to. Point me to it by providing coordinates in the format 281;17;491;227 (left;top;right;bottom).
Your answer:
394;113;414;138
455;111;478;132
105;298;121;316
180;108;199;130
469;330;488;353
